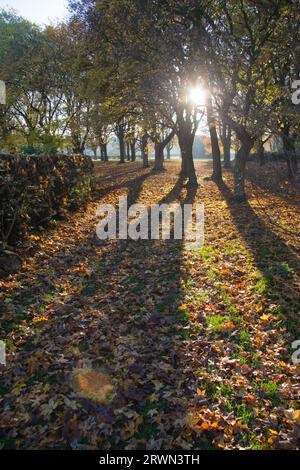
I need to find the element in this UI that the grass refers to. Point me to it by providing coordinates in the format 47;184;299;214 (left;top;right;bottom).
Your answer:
236;404;255;425
43;293;55;302
1;161;299;450
191;290;209;302
198;246;217;263
275;262;294;279
254;277;270;294
258;381;279;399
157;294;179;312
206;315;230;332
4;339;14;352
239;329;251;346
219;384;234;397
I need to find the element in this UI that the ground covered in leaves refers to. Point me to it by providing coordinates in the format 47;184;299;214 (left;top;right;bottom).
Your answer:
0;161;299;450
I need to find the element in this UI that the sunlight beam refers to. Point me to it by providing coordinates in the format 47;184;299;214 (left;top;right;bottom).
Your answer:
188;86;207;107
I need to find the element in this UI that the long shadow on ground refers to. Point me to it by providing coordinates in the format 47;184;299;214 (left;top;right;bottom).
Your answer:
71;180;200;450
245;162;300;208
217;181;300;336
0;170;204;450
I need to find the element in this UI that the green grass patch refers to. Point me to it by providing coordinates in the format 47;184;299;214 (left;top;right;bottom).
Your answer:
219;384;234;397
206;315;229;332
239;329;251;346
198;246;217;263
236;404;254;425
275;262;294;279
254;277;270;294
43;293;55;302
190;290;209;303
257;381;279;399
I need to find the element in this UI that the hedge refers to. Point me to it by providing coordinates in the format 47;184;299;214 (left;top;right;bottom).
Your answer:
0;153;94;246
249;151;300;163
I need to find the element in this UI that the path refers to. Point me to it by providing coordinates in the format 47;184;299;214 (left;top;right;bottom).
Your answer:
0;162;299;450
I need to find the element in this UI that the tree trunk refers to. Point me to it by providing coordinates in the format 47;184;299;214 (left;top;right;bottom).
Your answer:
100;144;107;162
153;130;175;172
166;143;171;160
180;153;188;177
104;144;108;162
154;143;165;171
141;133;149;168
209;125;222;182
234;140;253;200
223;126;232;168
178;131;198;187
207;96;222;182
130;141;136;162
258;141;265;166
126;142;131;161
282;129;298;180
117;131;125;163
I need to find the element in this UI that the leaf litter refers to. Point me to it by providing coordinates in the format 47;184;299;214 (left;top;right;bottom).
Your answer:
0;161;299;450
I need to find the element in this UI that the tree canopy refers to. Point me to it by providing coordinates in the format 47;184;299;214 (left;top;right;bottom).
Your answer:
0;0;299;195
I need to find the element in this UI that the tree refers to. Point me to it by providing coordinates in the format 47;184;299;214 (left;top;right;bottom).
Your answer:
150;126;176;172
201;0;299;199
140;131;150;168
219;121;232;168
70;0;209;184
0;12;94;154
206;90;222;182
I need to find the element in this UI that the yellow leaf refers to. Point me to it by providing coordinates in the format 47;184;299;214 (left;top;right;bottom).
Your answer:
32;316;49;323
260;314;271;322
178;305;187;311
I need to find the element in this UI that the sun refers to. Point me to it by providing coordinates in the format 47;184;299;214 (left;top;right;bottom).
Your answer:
188;86;207;106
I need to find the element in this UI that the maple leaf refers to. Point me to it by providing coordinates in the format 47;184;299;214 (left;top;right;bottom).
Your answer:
71;368;114;404
1;161;299;450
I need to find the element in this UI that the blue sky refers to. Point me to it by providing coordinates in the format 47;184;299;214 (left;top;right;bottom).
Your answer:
0;0;69;24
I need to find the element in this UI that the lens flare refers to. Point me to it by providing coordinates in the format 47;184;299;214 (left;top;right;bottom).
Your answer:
188;86;207;106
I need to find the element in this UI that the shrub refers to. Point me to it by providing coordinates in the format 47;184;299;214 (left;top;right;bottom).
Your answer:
0;153;94;246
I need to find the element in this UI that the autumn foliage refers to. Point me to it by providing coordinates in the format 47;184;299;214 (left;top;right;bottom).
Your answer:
0;154;94;245
1;162;299;450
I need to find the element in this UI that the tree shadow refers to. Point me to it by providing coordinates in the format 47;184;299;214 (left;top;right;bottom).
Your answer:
72;176;201;449
0;168;204;450
245;162;300;209
93;165;152;201
216;180;300;335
